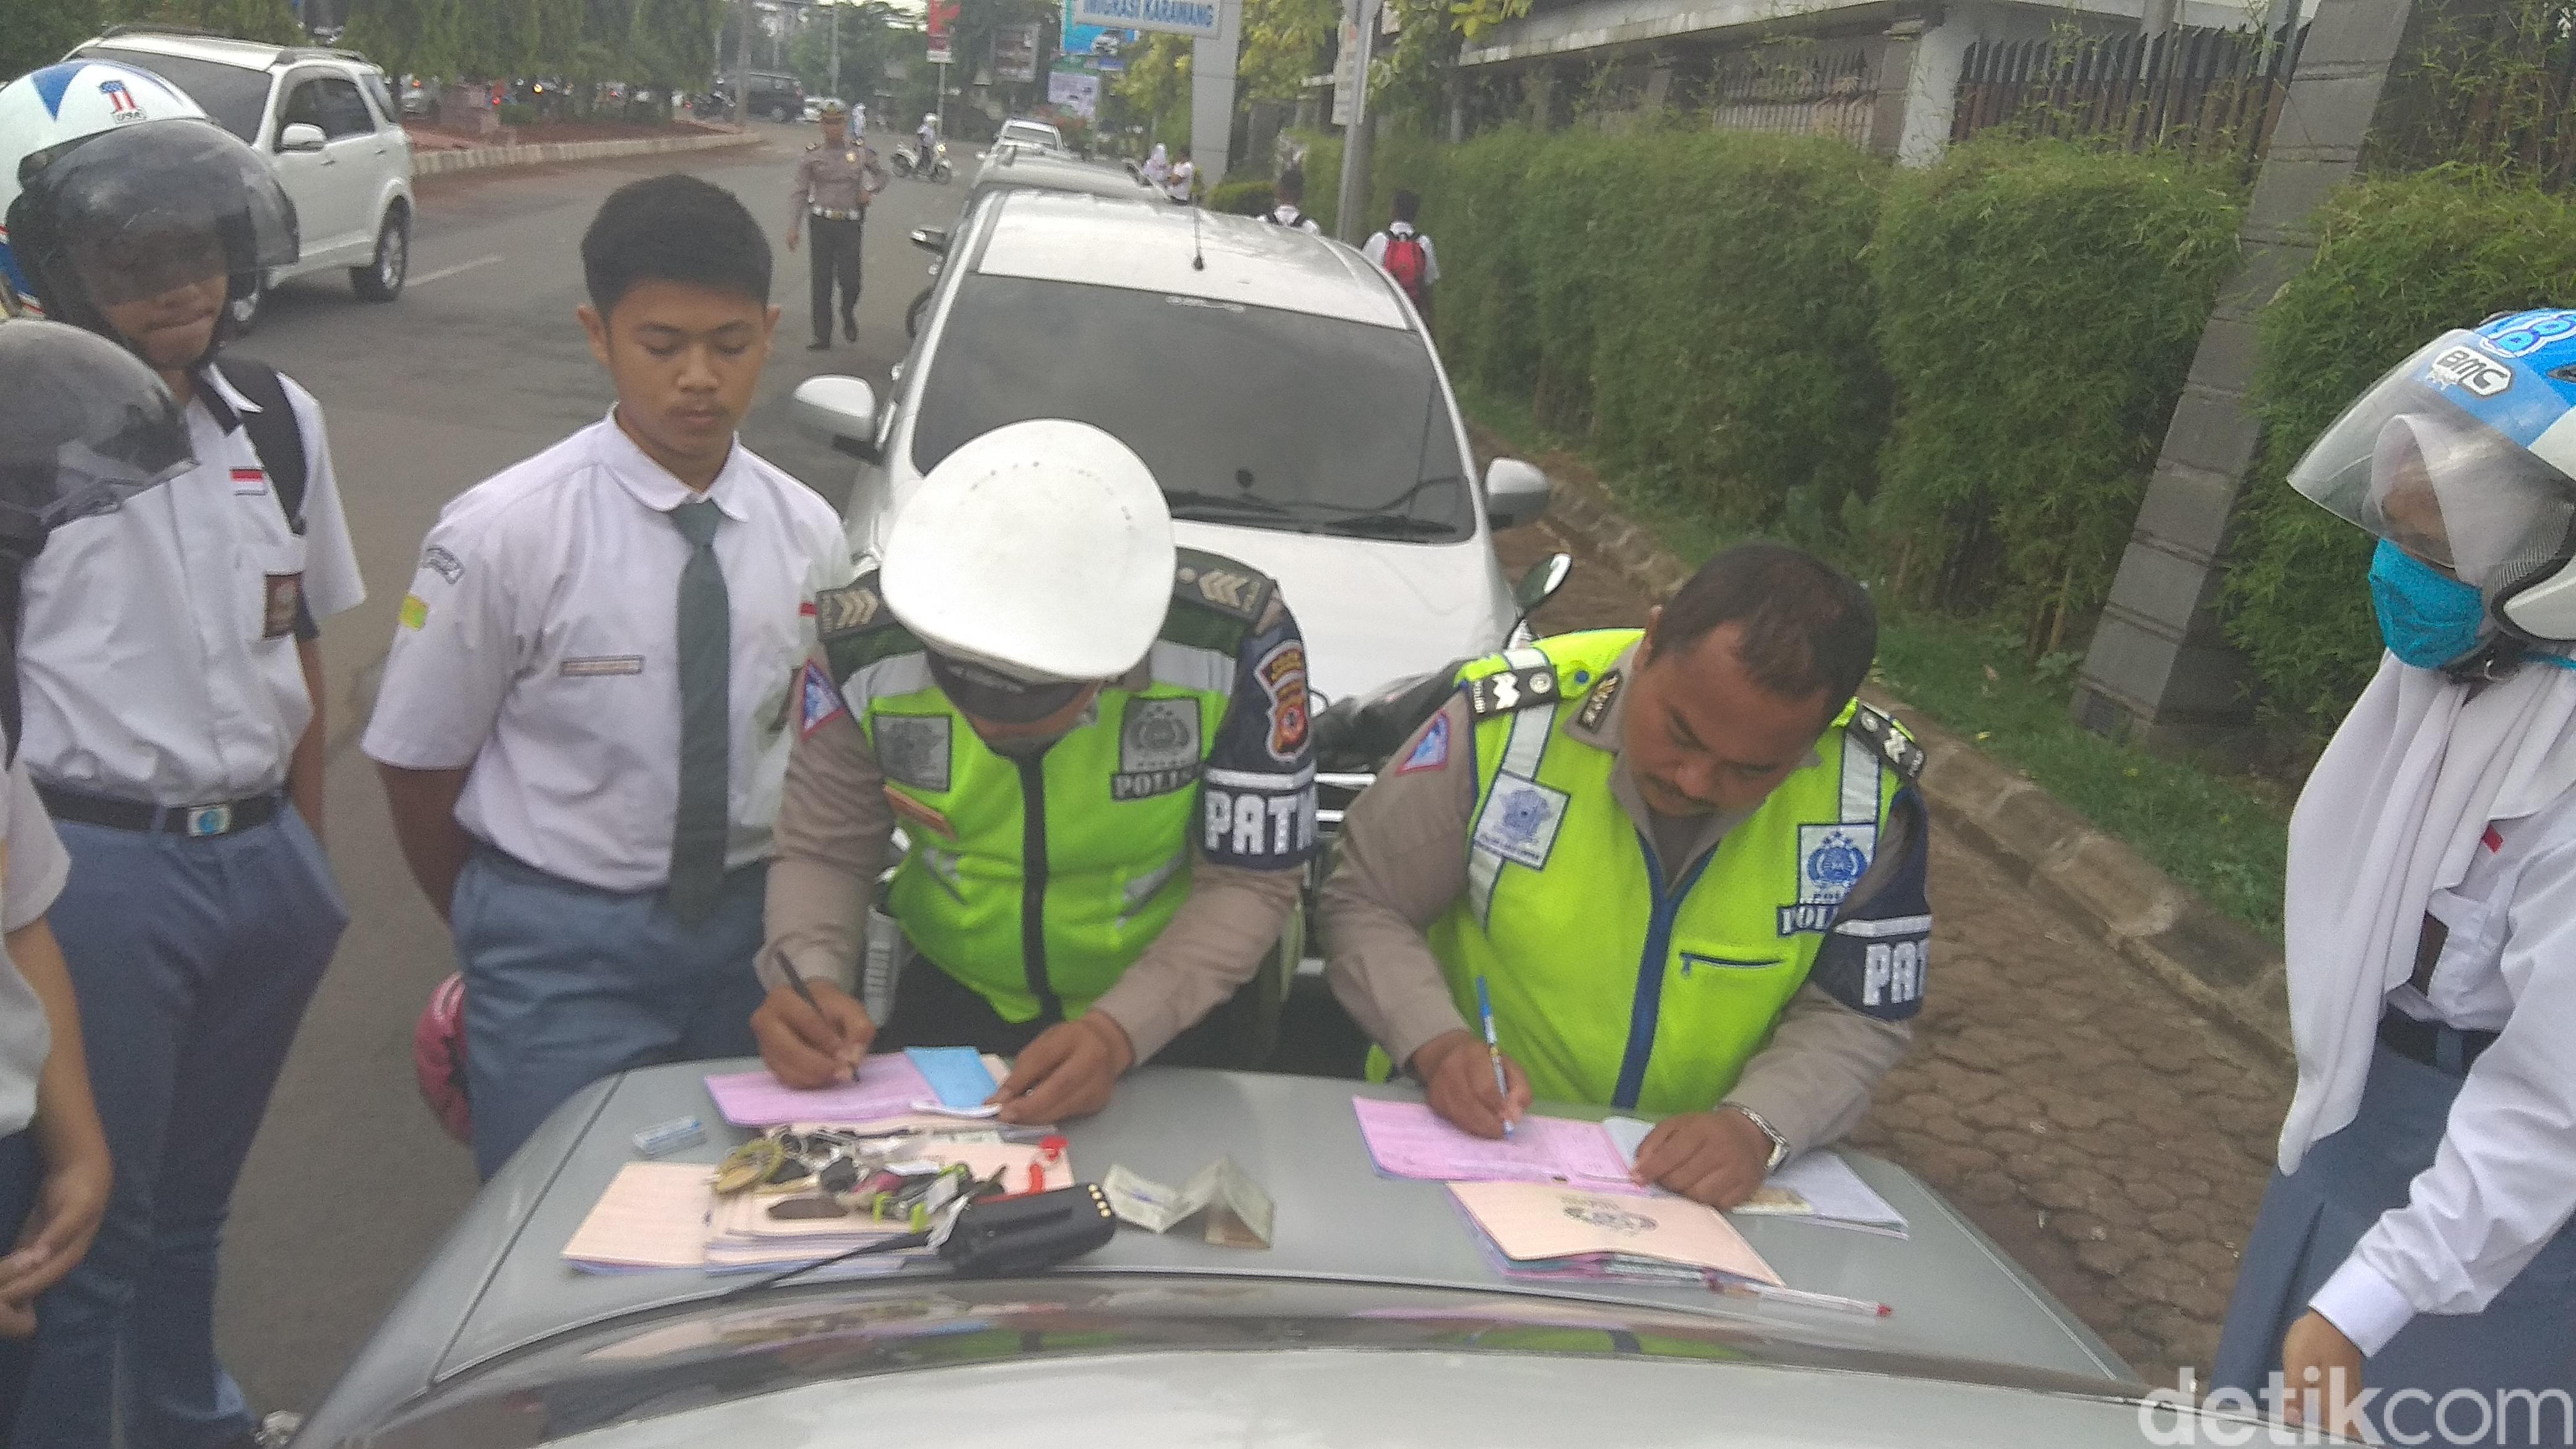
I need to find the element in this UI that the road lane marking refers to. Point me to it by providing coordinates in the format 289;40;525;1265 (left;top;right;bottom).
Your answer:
410;254;504;287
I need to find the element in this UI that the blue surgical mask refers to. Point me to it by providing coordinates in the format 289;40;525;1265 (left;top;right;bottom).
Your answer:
2370;538;2488;669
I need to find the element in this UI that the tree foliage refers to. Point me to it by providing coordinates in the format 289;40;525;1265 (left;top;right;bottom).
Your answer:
4;0;303;84
338;0;720;89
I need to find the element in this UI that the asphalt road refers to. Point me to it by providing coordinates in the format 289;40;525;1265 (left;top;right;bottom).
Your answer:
206;121;959;1416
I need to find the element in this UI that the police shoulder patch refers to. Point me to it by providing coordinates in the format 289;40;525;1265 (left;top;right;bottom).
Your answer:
1171;548;1275;624
1846;703;1924;783
1465;664;1562;719
813;578;887;640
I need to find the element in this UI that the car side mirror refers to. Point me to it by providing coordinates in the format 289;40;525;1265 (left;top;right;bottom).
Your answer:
792;376;881;463
278;122;327;153
1515;552;1572;614
1484;456;1552;531
910;225;950;255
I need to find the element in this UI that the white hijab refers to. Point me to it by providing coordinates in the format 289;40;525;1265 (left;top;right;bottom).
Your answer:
2281;648;2576;1172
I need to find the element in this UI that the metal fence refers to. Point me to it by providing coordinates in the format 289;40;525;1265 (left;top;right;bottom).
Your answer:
2375;4;2576;190
1951;24;2307;172
1710;41;1887;150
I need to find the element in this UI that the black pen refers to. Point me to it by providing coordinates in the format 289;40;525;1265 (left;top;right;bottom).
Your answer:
778;957;860;1083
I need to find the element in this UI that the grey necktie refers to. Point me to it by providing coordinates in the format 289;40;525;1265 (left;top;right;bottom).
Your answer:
668;498;730;925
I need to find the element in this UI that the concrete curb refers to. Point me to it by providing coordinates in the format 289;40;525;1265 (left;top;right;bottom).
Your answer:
409;128;760;176
1529;456;2297;1062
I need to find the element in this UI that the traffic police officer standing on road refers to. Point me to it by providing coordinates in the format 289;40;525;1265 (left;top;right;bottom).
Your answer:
1323;542;1930;1209
788;100;887;352
0;63;365;1448
752;420;1318;1125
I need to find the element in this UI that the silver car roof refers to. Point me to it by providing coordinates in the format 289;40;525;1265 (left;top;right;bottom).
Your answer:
298;1066;2130;1442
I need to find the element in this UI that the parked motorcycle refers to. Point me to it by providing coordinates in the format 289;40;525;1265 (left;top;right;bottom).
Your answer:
890;139;953;184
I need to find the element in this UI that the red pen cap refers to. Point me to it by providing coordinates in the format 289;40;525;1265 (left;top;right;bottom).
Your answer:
1040;1134;1068;1162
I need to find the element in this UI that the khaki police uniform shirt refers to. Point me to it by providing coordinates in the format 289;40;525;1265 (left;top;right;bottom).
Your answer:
762;652;1303;1063
791;139;889;221
1318;642;1916;1158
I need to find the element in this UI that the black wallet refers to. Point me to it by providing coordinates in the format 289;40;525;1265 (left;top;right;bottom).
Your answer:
937;1183;1117;1277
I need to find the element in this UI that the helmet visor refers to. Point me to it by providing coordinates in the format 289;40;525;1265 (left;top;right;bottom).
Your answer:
15;118;297;307
0;318;193;523
2288;331;2576;593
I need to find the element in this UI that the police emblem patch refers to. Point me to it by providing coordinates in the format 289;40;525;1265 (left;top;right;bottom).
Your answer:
1257;641;1310;762
1115;697;1201;800
1473;772;1569;871
874;713;952;792
799;660;848;738
1779;822;1878;934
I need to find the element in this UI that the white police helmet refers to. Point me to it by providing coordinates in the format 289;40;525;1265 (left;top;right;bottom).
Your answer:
0;61;295;344
882;420;1175;720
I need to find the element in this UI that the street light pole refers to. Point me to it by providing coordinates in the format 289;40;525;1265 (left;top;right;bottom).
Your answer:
735;0;754;124
829;0;842;101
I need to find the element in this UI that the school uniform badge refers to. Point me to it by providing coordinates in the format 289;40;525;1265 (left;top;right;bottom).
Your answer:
1474;772;1568;871
1395;711;1450;774
261;573;303;638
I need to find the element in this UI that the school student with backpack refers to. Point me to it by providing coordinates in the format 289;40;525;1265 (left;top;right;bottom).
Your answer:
1363;188;1441;328
1264;168;1323;233
0;65;365;1447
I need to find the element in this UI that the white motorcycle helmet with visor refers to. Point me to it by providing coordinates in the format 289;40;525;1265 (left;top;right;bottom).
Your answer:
2289;310;2576;676
0;61;295;362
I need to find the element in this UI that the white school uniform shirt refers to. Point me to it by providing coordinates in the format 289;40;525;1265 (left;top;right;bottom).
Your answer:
17;366;365;804
1164;160;1194;202
1267;204;1321;234
1361;222;1441;285
361;415;856;894
0;759;73;1139
2307;785;2576;1354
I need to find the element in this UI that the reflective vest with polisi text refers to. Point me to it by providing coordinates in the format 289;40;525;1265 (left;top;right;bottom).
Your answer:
812;549;1311;1024
1421;629;1928;1115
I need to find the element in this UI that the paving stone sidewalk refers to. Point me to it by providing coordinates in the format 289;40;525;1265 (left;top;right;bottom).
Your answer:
1489;520;2296;1386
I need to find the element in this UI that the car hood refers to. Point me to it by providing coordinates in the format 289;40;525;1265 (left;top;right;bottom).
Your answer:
1171;521;1512;706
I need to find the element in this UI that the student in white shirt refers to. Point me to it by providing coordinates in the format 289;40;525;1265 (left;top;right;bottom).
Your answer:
1362;188;1440;327
0;74;364;1449
1263;167;1322;233
1165;147;1197;204
2213;311;2576;1444
365;175;855;1180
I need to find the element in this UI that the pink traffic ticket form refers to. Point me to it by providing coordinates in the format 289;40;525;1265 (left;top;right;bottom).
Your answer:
1351;1097;1637;1186
703;1055;932;1128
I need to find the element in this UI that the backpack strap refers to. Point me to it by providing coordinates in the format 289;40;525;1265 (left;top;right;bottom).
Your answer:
211;357;308;534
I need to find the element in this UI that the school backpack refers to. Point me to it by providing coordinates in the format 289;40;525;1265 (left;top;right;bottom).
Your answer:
1382;230;1429;305
211;355;310;534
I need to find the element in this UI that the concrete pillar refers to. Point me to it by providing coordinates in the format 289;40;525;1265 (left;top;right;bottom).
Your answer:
1893;6;1975;166
2072;0;2435;755
1526;63;1556;128
1191;0;1243;187
1642;48;1677;113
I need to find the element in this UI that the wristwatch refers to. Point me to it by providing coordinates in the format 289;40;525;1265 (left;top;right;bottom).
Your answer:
1728;1104;1791;1173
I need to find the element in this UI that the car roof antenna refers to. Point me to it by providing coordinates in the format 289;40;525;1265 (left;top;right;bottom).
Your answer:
1191;199;1206;272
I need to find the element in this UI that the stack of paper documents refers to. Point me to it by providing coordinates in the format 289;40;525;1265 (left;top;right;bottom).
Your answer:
1448;1180;1782;1289
703;1050;1011;1128
1354;1099;1908;1239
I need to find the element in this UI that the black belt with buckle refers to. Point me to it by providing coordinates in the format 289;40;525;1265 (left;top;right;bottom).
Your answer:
810;207;864;221
2378;1007;2499;1076
37;784;284;839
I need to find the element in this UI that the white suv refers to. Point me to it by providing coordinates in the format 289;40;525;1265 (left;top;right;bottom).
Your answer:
70;27;416;329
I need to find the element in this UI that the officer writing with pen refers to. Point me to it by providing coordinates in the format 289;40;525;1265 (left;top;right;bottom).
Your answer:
1323;543;1930;1209
787;100;887;352
749;420;1316;1124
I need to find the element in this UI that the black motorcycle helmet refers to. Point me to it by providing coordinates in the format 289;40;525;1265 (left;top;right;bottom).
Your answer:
7;116;297;367
0;316;194;757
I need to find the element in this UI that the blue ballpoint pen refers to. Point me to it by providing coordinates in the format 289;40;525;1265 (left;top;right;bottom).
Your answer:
1476;976;1514;1140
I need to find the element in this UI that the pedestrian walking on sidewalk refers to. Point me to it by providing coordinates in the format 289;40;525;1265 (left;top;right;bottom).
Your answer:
2213;311;2576;1445
787;101;887;351
1362;189;1440;328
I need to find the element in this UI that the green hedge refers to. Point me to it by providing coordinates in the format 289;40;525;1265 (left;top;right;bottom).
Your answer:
1374;124;1890;535
2223;171;2576;731
1281;129;1344;235
1205;178;1274;217
1870;141;2243;653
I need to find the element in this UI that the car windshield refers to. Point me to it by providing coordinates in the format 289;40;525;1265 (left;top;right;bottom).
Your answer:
1001;123;1060;147
80;48;271;141
912;276;1474;542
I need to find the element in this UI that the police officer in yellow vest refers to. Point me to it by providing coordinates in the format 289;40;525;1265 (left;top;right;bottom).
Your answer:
1322;542;1929;1208
752;420;1316;1123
